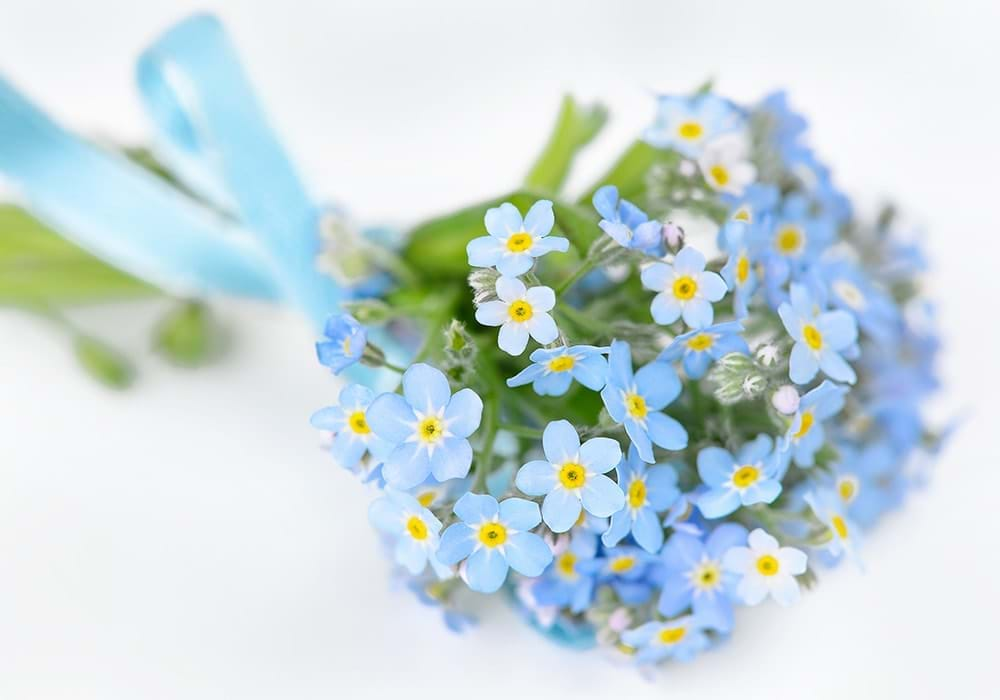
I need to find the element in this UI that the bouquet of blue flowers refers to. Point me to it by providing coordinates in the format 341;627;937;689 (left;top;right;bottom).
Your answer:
310;90;946;665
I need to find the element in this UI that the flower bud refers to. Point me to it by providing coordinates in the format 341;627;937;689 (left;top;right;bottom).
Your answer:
662;222;685;251
771;384;800;414
755;343;781;367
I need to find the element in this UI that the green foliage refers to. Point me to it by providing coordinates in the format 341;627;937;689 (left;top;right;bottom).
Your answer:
73;334;134;389
524;95;608;194
153;301;222;367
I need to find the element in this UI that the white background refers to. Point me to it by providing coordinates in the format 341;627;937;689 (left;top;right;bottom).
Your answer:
2;1;999;698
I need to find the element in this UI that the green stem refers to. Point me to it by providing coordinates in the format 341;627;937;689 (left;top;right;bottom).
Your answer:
381;360;408;374
474;393;499;494
554;256;600;296
497;423;544;439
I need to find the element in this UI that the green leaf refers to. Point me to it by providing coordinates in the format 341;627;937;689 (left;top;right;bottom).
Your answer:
577;141;681;207
523;95;608;194
73;334;134;389
153;301;221;367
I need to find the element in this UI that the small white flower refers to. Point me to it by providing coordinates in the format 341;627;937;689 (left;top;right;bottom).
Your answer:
698;133;757;196
475;276;559;356
722;528;807;606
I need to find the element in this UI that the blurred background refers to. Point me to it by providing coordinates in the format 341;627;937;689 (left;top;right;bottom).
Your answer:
1;1;998;698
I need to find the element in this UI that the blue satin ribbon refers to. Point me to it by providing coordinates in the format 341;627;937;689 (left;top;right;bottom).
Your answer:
0;13;345;328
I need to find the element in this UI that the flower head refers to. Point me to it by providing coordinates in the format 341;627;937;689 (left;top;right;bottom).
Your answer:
641;246;727;328
475;276;558;356
804;490;862;567
366;363;483;488
467;200;569;277
369;489;450;577
531;533;599;613
602;445;680;553
658;523;748;632
779;283;858;384
780;380;847;468
515;420;624;532
722;528;808;606
592;185;662;252
658;320;748;379
698;133;757;196
437;493;552;593
310;383;392;470
601;340;688;463
506;344;608;396
643;93;742;157
621;616;711;664
696;434;783;518
316;313;366;374
719;220;761;318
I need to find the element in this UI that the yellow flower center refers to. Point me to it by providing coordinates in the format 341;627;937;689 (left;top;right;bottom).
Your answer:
417;416;444;443
775;226;805;255
625;392;648;419
733;207;752;223
658;626;687;645
677;121;704;141
686;333;714;352
558;462;587;490
837;477;858;504
609;555;636;573
831;515;849;539
732;464;760;489
833;279;867;310
341;337;352;355
416;491;436;508
548;355;575;373
692;562;721;590
556;552;577;578
803;324;823;351
672;275;698;300
478;522;507;548
627;478;647;509
792;410;814;440
756;554;780;576
508;300;534;322
348;410;371;435
709;164;730;187
506;232;533;253
736;254;750;284
406;515;428;541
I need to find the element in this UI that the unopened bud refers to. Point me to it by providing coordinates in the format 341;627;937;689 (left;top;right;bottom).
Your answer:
771;385;800;414
755;343;781;367
662;222;685;250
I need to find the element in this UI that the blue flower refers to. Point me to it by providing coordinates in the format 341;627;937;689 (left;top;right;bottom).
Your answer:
581;545;657;604
602;445;680;553
475;276;559;356
310;383;392;470
780;380;847;468
592;185;662;252
657;523;748;632
720;183;780;230
437;493;553;593
506;344;608;396
621;615;711;664
531;533;599;613
315;313;366;374
467;200;569;277
366;363;483;488
819;441;903;528
658;320;749;379
369;489;450;577
755;195;837;306
779;283;858;384
718;219;761;318
722;528;808;607
601;340;688;463
642;93;742;157
696;434;782;518
810;259;901;344
515;420;625;532
641;246;727;328
756;91;809;162
804;490;862;568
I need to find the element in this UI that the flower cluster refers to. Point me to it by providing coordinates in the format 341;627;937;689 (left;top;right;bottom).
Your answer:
311;88;944;670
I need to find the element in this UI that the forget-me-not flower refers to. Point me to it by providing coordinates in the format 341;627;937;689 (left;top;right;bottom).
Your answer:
506;344;608;396
531;533;598;613
722;528;807;607
366;363;483;488
804;490;862;568
621;615;711;664
641;246;727;328
697;132;757;196
467;200;569;277
601;340;688;463
696;434;782;518
369;489;451;577
316;313;366;374
658;523;748;632
718;219;761;318
658;320;749;379
581;545;658;604
310;383;392;470
779;283;858;384
475;276;559;356
592;185;662;252
602;445;680;553
515;420;625;532
780;380;847;469
437;493;552;593
642;93;742;157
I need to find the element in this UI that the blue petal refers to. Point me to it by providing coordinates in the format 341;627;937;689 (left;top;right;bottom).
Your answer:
366;392;415;444
661;532;703;571
789;342;819;384
542;420;581;464
429;437;473;482
631;507;665;553
657;576;693;617
705;523;749;559
592;185;619;221
625;419;654;463
495;253;534;277
395;537;429;574
645;465;680;510
579;437;623;473
673;246;706;274
698;447;734;485
466;548;509;593
683;351;712;378
697;487;741;519
454;492;499;523
382;442;432;489
403;363;451;414
530;235;570;256
819;348;857;384
601;384;626;423
819;310;858;349
506;363;544;388
646;412;688;450
467;235;503;267
368;496;403;534
580;474;625;517
572;353;608;391
499;497;542;530
436;523;476;564
681;298;714;328
635;362;681;410
444;388;483;438
504;532;552;576
542;488;582;533
650;293;682;324
309;405;344;431
339;383;374;409
607;340;634;388
330;430;367;468
534;371;573;396
523;200;555;236
601;509;632;548
484;202;523;237
692;592;733;632
515;460;557;496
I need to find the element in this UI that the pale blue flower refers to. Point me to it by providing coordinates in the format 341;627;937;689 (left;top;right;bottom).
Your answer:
580;545;657;604
718;219;761;318
531;533;598;613
696;435;782;518
804;490;863;568
601;340;688;463
779;283;858;384
722;528;808;607
515;420;624;532
310;383;392;470
366;363;483;489
643;93;742;157
657;523;748;632
811;259;901;344
437;493;553;593
779;380;847;469
658;320;748;379
369;489;450;577
475;276;559;356
602;445;680;553
641;246;727;328
592;185;662;252
506;345;608;396
621;615;711;664
315;313;365;374
467;200;569;277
